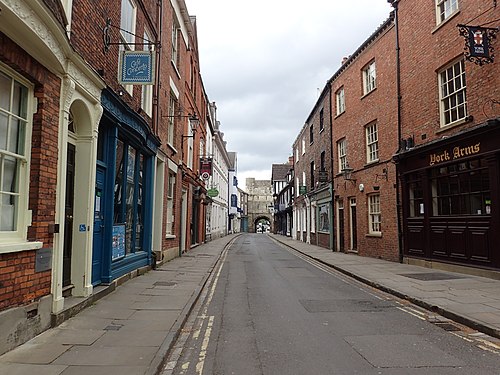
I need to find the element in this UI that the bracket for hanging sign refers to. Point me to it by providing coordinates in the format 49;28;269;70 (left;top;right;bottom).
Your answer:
103;18;159;53
458;24;498;65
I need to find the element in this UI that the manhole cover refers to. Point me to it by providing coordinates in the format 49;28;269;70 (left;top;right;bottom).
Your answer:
399;273;467;281
154;281;177;287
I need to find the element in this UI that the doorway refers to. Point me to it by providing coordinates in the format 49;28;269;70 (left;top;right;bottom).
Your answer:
337;200;344;252
63;143;75;291
350;198;357;251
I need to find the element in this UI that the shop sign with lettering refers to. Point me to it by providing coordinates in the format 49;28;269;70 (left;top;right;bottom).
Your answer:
429;142;480;166
119;51;156;84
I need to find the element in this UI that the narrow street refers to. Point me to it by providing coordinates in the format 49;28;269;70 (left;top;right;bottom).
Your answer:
162;234;500;375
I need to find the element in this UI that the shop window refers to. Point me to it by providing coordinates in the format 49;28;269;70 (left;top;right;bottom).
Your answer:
431;158;490;216
0;69;31;248
113;139;146;256
318;203;330;233
166;172;175;235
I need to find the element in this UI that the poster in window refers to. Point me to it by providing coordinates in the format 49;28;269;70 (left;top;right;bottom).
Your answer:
112;224;126;260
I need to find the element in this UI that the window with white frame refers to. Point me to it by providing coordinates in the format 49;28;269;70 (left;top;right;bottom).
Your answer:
171;17;180;68
362;61;376;95
368;194;381;234
365;122;379;163
319;109;324;131
166;172;176;235
141;29;154;117
167;94;176;145
0;68;32;245
336;86;345;115
439;59;467;126
337;138;347;172
436;0;458;23
302;138;305;155
295;147;299;163
120;0;136;95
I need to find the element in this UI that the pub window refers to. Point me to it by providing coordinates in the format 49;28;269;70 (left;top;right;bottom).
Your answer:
368;194;381;234
430;158;490;216
438;59;467;127
408;173;424;217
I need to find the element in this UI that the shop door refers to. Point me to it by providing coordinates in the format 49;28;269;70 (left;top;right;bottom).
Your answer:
92;166;105;285
63;144;76;289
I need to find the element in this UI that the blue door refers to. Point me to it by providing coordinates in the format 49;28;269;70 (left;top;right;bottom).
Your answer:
92;166;106;285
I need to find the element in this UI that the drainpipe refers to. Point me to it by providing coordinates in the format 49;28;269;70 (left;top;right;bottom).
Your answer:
388;0;404;263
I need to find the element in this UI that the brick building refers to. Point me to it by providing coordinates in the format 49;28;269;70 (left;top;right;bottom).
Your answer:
0;0;210;354
330;16;399;261
391;0;500;274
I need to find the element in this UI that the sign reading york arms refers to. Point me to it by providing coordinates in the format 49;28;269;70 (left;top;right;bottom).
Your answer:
429;143;480;166
458;24;498;66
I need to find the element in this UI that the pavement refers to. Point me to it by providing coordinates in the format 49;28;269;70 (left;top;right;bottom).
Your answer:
1;233;500;375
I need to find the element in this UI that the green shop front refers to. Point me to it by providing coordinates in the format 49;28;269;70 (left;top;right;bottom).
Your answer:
92;88;160;285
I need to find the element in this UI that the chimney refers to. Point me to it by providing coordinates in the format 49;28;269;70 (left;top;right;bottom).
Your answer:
341;56;349;65
288;156;294;165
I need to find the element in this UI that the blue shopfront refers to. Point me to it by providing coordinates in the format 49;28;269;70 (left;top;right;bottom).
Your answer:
92;88;160;285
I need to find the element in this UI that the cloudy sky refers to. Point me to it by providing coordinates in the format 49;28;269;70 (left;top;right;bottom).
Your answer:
186;0;393;189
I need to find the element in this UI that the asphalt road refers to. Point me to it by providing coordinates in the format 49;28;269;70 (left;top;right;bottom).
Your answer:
165;234;500;375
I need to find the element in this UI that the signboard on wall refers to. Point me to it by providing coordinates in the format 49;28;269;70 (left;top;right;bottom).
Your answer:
119;51;156;84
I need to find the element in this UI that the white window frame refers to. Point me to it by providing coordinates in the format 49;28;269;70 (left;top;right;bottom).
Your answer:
167;94;176;145
436;0;459;24
171;17;180;69
0;66;40;252
302;138;306;155
120;0;137;96
368;194;381;235
362;61;376;95
365;122;379;163
166;171;176;235
295;147;299;163
337;138;347;172
141;29;154;117
336;86;345;115
438;59;467;127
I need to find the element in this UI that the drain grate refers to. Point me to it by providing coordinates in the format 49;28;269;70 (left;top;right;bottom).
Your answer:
399;272;467;281
154;281;177;287
433;322;462;331
104;324;123;331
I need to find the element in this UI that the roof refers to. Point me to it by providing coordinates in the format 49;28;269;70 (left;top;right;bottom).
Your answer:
271;163;291;181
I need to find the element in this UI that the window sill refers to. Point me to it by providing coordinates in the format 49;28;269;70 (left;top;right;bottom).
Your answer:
436;116;471;134
0;240;43;254
432;10;460;34
365;232;382;238
165;234;176;240
171;61;181;79
361;87;377;100
364;159;380;168
334;110;345;119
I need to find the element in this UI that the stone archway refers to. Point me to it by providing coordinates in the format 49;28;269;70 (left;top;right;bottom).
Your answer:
254;215;272;233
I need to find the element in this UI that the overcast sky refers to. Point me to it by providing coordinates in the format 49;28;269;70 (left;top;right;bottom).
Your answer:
186;0;393;189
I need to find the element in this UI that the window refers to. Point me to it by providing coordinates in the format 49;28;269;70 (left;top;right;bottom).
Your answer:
167;94;176;145
310;161;315;189
309;124;314;144
319;109;324;131
320;151;326;172
436;0;458;23
362;61;376;95
430;158;490;216
336;87;345;115
166;172;176;235
368;194;381;234
439;59;467;126
337;138;347;172
295;147;299;163
318;204;330;232
120;0;136;95
0;69;32;246
171;17;180;68
141;29;154;117
365;122;379;163
408;173;424;217
302;138;305;155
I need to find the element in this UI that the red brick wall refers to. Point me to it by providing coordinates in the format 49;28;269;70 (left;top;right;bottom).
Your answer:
397;0;500;142
0;32;60;310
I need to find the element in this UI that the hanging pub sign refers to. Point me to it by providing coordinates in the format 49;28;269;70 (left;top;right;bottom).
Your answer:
458;24;498;66
200;157;213;180
119;51;156;84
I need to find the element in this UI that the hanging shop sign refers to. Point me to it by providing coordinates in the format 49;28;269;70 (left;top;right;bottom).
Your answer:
119;51;156;84
458;24;498;65
207;188;219;198
200;157;213;180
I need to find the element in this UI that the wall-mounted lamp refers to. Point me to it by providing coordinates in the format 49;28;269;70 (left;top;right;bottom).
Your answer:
341;165;356;184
